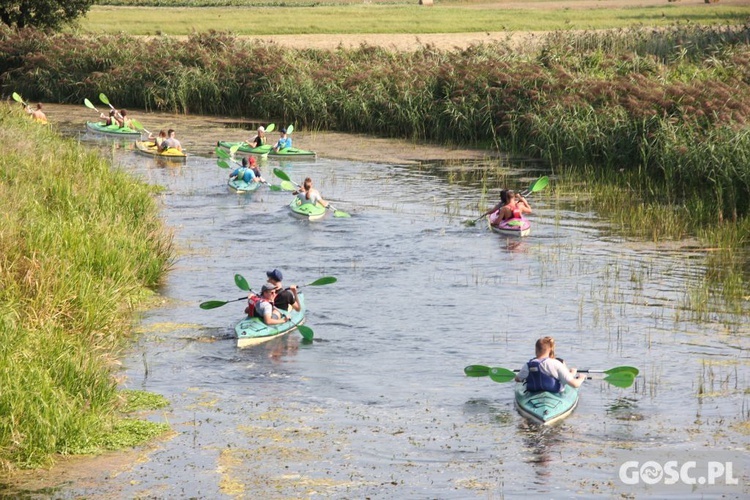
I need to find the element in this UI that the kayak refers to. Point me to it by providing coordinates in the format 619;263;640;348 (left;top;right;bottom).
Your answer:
134;140;188;161
217;141;317;160
86;121;141;138
228;177;262;194
235;293;306;348
288;197;327;221
488;217;531;237
514;382;579;425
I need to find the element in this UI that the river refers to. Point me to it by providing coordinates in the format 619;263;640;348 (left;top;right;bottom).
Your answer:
22;107;750;498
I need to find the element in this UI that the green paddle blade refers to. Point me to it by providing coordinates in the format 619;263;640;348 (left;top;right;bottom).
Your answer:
200;300;228;310
603;372;636;388
273;168;291;182
99;93;111;105
307;276;337;286
579;366;640;376
464;365;491;377
130;119;143;131
234;274;250;292
215;147;230;159
531;176;549;193
280;180;296;191
297;324;313;341
286;124;294;135
217;159;231;169
268;184;282;192
229;144;240;155
488;367;516;383
265;123;275;133
12;92;24;104
331;207;351;218
84;98;96;109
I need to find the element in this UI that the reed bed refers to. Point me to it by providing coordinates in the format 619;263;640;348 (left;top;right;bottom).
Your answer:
0;106;173;469
1;24;749;223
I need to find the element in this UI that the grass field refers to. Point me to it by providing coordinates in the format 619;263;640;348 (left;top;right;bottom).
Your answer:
78;2;750;36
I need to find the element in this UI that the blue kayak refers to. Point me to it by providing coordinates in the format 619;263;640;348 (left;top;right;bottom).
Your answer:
228;178;262;194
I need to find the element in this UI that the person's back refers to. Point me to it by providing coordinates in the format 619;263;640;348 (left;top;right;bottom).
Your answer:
515;336;584;392
28;103;47;124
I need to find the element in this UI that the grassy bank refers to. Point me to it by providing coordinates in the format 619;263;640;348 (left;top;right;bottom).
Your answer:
0;106;173;469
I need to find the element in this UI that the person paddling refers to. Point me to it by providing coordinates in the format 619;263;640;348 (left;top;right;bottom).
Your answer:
266;268;300;313
489;189;531;226
515;336;584;392
250;126;267;148
247;283;288;326
25;103;47;124
273;128;292;152
159;129;183;152
230;156;264;183
293;177;329;208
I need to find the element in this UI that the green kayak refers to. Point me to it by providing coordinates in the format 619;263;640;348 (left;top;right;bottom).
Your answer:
228;178;262;194
235;293;306;348
217;141;316;160
515;382;579;425
288;197;327;221
86;121;141;138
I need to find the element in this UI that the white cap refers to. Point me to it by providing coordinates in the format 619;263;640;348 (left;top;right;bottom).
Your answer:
258;126;265;132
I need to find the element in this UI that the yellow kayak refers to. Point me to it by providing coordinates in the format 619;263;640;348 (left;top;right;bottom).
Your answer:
135;140;187;161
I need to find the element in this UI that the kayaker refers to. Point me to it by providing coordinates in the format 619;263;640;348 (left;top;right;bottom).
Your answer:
249;126;266;148
250;283;289;325
101;109;117;126
294;177;329;208
25;103;47;124
485;189;510;226
266;268;300;313
492;189;531;224
148;130;168;148
160;129;183;152
116;109;131;129
230;157;264;183
515;336;584;391
273;128;292;152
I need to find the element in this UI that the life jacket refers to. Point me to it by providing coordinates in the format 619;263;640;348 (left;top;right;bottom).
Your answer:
244;295;270;318
525;358;561;393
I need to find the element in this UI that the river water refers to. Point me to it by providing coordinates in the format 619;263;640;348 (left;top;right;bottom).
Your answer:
45;112;750;498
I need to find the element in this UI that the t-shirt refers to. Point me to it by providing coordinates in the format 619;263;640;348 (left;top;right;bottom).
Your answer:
255;300;274;319
274;288;297;311
516;357;575;391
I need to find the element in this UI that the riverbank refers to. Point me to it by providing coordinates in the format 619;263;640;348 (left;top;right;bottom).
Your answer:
0;105;174;471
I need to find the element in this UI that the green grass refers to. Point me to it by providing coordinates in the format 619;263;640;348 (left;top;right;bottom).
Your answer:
0;106;174;468
77;4;750;35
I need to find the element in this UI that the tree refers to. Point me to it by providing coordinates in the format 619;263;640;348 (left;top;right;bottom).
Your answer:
0;0;94;30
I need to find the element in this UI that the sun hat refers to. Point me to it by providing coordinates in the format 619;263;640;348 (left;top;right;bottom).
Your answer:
266;269;283;282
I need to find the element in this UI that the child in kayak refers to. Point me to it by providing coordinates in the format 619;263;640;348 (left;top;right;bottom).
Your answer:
230;157;264;183
273;128;292;152
294;177;329;208
515;336;584;392
490;189;531;225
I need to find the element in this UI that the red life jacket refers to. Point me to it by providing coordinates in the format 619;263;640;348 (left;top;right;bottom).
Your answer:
244;295;270;318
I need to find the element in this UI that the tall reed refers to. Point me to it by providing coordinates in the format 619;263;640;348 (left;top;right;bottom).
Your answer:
0;106;173;468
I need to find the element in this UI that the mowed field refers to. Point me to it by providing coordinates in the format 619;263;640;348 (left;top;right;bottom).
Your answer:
80;0;750;49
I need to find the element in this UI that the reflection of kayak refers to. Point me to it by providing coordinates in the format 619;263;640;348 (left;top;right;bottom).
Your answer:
228;177;262;193
135;140;187;161
86;121;141;138
235;294;306;348
217;141;316;160
288;198;327;221
515;382;579;425
488;217;531;237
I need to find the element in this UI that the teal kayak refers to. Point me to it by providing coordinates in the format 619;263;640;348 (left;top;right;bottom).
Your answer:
235;294;306;348
217;141;316;160
288;197;327;221
514;382;579;425
86;121;141;138
228;178;262;194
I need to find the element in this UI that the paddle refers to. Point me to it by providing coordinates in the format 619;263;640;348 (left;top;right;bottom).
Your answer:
12;92;28;107
464;364;638;377
273;168;351;218
465;175;549;227
464;365;638;388
83;98;102;115
129;119;152;136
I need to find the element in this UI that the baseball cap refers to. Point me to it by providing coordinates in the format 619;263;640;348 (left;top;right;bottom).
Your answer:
261;283;277;293
266;269;283;282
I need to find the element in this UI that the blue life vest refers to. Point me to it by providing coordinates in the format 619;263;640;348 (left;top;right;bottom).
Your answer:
526;358;562;393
